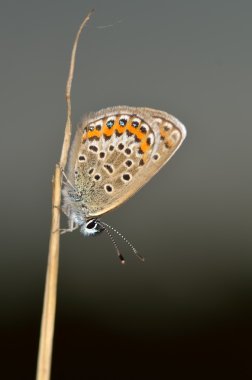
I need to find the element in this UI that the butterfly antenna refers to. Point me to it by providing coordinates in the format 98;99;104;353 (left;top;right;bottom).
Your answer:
101;222;145;262
103;226;125;264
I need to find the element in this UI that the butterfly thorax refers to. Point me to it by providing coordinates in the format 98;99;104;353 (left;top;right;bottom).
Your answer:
62;185;105;236
62;186;86;217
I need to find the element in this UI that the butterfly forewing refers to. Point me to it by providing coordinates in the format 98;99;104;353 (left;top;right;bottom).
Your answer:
65;106;186;218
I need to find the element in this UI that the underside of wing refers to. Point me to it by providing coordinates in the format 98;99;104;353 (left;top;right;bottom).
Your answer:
66;106;186;218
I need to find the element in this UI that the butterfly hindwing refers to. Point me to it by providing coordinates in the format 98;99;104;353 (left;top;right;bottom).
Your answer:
64;106;186;218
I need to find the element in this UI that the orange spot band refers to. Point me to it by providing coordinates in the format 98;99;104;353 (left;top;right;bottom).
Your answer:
140;140;150;153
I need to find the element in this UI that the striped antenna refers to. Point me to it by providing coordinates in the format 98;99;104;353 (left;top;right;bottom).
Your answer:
101;221;145;262
103;225;125;264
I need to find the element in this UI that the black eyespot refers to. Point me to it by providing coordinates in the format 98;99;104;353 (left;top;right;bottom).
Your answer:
125;160;132;167
132;121;139;128
89;136;99;141
122;173;131;181
99;152;105;158
96;124;102;131
115;129;123;137
105;185;113;192
119;118;127;126
103;134;111;141
106;120;114;128
118;143;124;150
88;125;95;131
153;154;159;160
140;125;147;133
109;145;114;151
146;137;152;145
94;174;101;181
139;159;144;166
104;164;113;173
86;220;96;229
88;168;94;175
89;145;98;152
78;155;85;161
125;148;131;155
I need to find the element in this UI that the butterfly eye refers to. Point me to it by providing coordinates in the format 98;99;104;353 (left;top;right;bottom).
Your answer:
86;220;96;229
81;219;105;236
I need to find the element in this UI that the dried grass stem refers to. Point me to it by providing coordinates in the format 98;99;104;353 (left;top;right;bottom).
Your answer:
36;10;94;380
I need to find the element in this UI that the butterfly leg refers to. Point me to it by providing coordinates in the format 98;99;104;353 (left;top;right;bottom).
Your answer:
54;217;79;234
59;226;79;234
60;166;76;191
60;215;80;234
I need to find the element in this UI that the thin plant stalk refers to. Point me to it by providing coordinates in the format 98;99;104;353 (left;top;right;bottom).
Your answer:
36;10;94;380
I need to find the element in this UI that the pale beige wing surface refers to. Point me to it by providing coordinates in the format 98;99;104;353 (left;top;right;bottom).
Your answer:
66;106;186;218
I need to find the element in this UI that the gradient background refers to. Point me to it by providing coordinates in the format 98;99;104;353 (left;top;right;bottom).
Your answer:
1;0;252;379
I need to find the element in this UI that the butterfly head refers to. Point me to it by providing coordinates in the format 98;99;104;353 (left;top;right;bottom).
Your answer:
80;218;105;237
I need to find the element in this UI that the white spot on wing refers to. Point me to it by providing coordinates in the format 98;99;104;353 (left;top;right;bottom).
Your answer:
119;115;129;121
171;130;180;142
107;116;116;122
163;122;173;131
88;124;95;131
132;117;141;125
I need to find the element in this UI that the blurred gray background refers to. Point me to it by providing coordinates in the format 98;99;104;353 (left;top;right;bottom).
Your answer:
1;0;252;378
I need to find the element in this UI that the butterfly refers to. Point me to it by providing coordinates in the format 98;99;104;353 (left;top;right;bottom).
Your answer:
61;106;186;262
